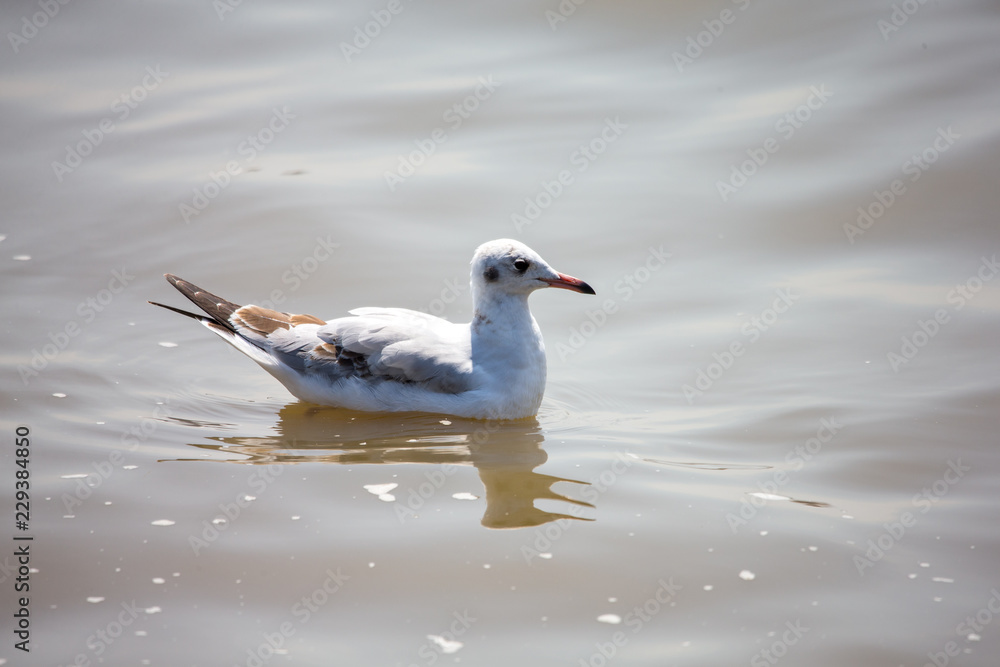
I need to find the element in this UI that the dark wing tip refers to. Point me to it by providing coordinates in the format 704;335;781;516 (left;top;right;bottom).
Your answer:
148;300;206;322
158;274;242;329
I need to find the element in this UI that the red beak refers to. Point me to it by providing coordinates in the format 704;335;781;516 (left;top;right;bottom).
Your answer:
540;273;596;295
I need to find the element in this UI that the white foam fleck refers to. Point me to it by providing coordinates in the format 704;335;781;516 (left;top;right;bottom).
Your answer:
427;635;463;654
597;614;622;624
86;597;105;604
151;519;175;526
738;570;756;581
152;578;165;584
144;606;162;614
364;483;398;502
364;483;397;496
748;492;788;501
158;342;178;348
452;492;478;500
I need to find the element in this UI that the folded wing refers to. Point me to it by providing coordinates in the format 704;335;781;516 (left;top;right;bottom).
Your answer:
153;276;474;395
315;307;473;393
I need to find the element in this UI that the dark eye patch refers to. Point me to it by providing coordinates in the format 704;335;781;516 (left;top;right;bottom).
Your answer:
484;266;499;282
513;258;530;273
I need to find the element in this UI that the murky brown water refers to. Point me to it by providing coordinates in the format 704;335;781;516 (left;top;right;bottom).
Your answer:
3;0;1000;665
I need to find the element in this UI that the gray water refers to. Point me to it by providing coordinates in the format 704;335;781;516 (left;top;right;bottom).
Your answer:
2;0;1000;665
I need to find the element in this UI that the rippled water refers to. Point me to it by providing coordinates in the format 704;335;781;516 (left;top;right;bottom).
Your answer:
3;0;1000;665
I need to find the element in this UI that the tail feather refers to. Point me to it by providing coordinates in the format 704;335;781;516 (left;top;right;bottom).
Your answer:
147;300;211;324
161;274;241;331
151;275;278;365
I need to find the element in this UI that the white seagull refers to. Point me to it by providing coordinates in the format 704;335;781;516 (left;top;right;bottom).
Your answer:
150;239;595;419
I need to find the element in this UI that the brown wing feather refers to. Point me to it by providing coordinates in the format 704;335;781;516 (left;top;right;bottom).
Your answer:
161;274;326;337
163;274;241;331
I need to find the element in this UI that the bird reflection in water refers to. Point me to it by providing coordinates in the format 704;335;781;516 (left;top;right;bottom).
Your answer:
173;402;594;529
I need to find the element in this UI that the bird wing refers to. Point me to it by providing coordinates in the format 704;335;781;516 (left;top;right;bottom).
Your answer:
151;275;474;393
315;307;474;393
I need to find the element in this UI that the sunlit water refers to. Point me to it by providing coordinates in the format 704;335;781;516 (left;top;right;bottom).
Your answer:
2;0;1000;665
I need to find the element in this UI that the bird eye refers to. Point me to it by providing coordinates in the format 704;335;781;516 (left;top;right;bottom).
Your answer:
513;258;530;273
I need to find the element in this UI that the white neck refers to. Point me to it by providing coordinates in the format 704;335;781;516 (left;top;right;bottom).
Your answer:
470;288;547;412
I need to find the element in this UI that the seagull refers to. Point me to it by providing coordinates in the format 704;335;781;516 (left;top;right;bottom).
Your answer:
149;239;595;419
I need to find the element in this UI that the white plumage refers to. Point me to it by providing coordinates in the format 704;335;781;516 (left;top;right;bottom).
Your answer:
150;239;595;419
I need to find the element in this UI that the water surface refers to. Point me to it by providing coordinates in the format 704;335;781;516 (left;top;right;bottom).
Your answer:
2;0;999;665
